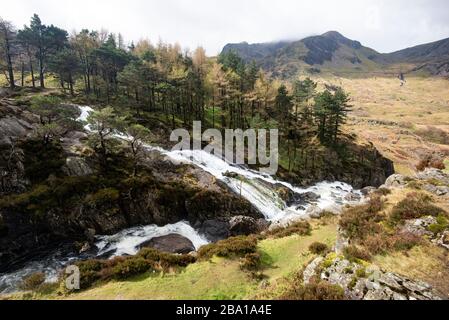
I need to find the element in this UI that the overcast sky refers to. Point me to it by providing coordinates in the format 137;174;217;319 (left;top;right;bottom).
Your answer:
3;0;449;55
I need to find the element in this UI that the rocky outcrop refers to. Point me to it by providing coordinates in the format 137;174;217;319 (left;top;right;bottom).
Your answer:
198;219;230;242
0;157;263;272
383;174;408;188
197;216;270;242
139;234;195;254
399;216;437;238
62;157;94;176
229;216;269;236
304;256;444;300
416;168;449;186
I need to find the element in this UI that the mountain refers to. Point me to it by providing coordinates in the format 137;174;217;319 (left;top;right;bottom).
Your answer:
221;31;449;78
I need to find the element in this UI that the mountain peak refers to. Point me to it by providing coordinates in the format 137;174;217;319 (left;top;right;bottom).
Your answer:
322;31;345;39
320;31;362;49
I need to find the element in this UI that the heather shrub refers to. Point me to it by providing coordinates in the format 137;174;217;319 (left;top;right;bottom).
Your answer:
391;232;422;251
138;248;196;268
374;188;392;196
72;248;196;290
343;245;372;262
265;221;311;239
428;214;449;235
339;196;385;241
198;235;258;260
20;272;46;291
112;257;153;280
309;242;329;255
281;280;345;300
390;193;445;223
416;154;446;171
240;253;261;271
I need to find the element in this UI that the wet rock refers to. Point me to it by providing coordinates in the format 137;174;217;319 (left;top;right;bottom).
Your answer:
139;234;195;254
229;216;261;236
304;205;323;218
361;187;377;196
344;192;362;202
223;171;240;179
199;219;230;242
79;242;91;254
62;157;94;177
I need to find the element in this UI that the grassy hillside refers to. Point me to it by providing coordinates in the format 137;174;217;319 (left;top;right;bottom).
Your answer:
301;76;449;175
6;219;338;300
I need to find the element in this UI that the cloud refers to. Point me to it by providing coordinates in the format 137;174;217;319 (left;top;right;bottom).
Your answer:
2;0;449;55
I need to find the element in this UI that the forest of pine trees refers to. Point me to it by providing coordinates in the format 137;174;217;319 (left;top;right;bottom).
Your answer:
1;14;353;173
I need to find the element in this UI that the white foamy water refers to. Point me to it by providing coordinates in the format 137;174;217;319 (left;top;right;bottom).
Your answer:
156;149;361;222
95;221;209;257
0;106;362;293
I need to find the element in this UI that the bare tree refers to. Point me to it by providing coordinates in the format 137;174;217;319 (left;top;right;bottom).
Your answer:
0;17;16;89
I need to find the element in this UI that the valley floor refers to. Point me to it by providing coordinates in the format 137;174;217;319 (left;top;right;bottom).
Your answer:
311;76;449;175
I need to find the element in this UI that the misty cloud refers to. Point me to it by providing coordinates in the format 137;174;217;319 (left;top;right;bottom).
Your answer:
2;0;449;55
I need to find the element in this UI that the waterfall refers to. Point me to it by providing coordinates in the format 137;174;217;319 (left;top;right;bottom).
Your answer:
0;106;362;293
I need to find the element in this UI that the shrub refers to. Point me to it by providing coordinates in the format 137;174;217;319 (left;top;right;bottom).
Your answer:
197;236;258;260
428;214;449;235
374;188;392;196
391;232;422;251
343;245;372;262
20;272;46;291
72;249;196;290
362;234;392;255
21;140;65;183
309;242;329;255
137;248;196;269
390;193;445;223
416;154;446;171
281;280;345;300
240;253;261;271
112;257;153;280
265;221;311;239
85;188;120;206
339;196;385;241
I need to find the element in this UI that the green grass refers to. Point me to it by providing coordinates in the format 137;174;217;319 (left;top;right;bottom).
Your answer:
6;219;338;300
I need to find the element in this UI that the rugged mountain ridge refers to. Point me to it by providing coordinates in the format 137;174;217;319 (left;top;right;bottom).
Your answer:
222;31;449;78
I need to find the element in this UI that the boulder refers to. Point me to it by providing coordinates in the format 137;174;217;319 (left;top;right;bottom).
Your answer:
229;216;269;236
416;168;449;186
0;116;34;145
435;231;449;250
62;157;94;177
400;216;437;237
304;256;445;300
139;234;195;254
423;184;449;197
384;174;407;188
286;191;320;207
199;219;230;242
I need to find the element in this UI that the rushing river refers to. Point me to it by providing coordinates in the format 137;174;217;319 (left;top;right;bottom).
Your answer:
0;106;362;293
